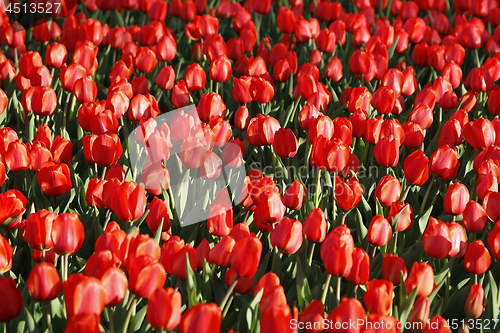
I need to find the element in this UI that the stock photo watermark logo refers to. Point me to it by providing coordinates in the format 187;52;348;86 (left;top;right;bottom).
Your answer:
128;104;247;228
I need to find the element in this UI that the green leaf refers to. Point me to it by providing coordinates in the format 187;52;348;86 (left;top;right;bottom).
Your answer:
355;208;368;245
154;216;164;244
296;254;313;311
487;271;499;319
114;10;126;27
186;253;197;307
134;302;148;331
390;204;408;230
375;197;384;217
418;206;433;235
399;283;418;325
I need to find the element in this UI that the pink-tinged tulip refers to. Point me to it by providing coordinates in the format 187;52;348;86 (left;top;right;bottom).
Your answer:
111;181;147;222
135;47;157;73
374;176;401;207
423;217;452;259
463;200;488;233
270;217;303;255
429;144;460;181
128;256;167;298
443;182;469;216
448;222;467;258
51;213;85;256
465;284;484;319
63;274;106;318
367;215;392;247
27;262;62;302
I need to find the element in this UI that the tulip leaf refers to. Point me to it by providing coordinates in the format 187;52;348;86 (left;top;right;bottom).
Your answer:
486;271;499;319
390;204;408;230
375;198;384;217
360;196;373;223
418;206;433;235
355;208;368;245
127;210;149;235
434;257;455;286
186;253;198;307
399;281;418;325
154;217;164;244
296;254;313;311
134;302;147;331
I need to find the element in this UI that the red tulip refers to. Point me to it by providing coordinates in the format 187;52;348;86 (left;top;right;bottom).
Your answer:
4;140;31;172
346;248;370;286
210;54;232;82
382;254;408;285
404;150;429;186
321;225;354;277
463;118;496;150
179;303;221;333
374;176;401;207
405;262;436;298
443;182;469;216
27;262;62;302
135;47;157;73
128;256;167;298
364;279;394;315
230;234;262;278
367;215;392;247
302;208;327;243
0;190;26;228
209;236;234;267
64;274;106;318
464;240;491;274
429;144;460;181
270;217;303;255
246;114;281;146
273;128;299;158
0;277;23;322
0;234;12;274
335;177;363;211
111;181;147;222
37;162;72;197
283;180;305;210
409;297;430;328
465;284;484;319
423;217;452;259
147;288;182;331
51;213;85;256
326;298;366;332
185;63;206;91
374;135;400;167
249;77;274;104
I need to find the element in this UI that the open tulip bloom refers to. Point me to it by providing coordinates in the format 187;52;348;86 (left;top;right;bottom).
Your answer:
2;1;500;332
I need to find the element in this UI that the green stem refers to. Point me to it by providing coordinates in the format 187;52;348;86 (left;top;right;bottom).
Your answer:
107;307;115;333
284;96;301;128
121;295;137;333
221;295;234;319
332;172;337;221
308;242;316;266
429;179;444;208
444;272;451;309
474;48;481;68
419;175;436;215
321;274;332;305
336;276;341;305
314;168;322;208
45;302;53;333
220;278;238;312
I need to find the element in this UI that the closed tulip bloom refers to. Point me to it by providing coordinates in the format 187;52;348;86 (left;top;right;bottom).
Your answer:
423;217;452;259
371;86;396;115
298;299;324;333
409;297;430;329
325;56;343;82
25;209;57;251
374;135;400;167
129;256;167;298
388;202;414;232
484;191;500;222
246;114;281;146
374;176;401;207
444;182;469;216
232;76;252;104
464;118;496;150
185;63;206;91
327;297;366;331
111;181;147;222
488;222;500;261
429;144;460;181
210;55;232;82
465;284;484;319
0;234;12;274
277;7;295;34
365;117;383;144
230;234;262;278
209;235;234;267
99;269;128;305
171;245;198;280
462;200;487;233
464;240;491;274
261;305;297;333
134;47;157;73
27;262;61;302
156;66;175;91
0;277;23;322
364;279;394;315
273;128;299;158
349;49;371;76
0;190;27;227
270;217;303;255
335;178;363;211
367;215;392;247
46;43;68;69
179;136;208;169
346;248;370;286
159;236;184;274
64;274;106;318
64;313;101;333
405;262;436;297
302;208;327;243
249;77;274;104
37;162;72;197
89;134;123;167
404;150;429;186
207;203;233;237
448;222;467;258
157;35;177;62
259;286;288;314
147;288;182;331
51;213;85;256
321;225;354;277
382;254;408;285
74;76;97;104
145;197;171;234
197;92;226;123
4;140;31;172
283;180;305;210
179;303;221;333
403;122;425;148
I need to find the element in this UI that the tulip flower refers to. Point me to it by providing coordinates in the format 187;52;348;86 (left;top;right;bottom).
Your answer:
147;288;182;331
405;262;436;298
367;215;392;247
429;145;460;181
179;303;221;333
298;299;324;333
0;277;23;322
246;114;281;146
197;92;226;123
111;181;147;222
51;213;85;256
423;217;452;259
171;245;198;280
326;297;366;330
374;135;400;167
4;140;31;172
25;209;57;251
409;297;430;328
302;209;327;243
465;284;484;319
346;248;370;286
37;162;73;197
0;189;27;227
230;234;262;278
464;240;491;274
374;176;401;207
273;128;299;158
129;256;167;298
249;77;274;104
270;217;303;255
321;225;354;277
63;274;106;318
260;305;297;333
145;197;171;234
364;279;394;315
27;262;62;302
0;234;12;274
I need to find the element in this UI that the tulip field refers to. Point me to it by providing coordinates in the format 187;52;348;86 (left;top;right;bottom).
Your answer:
3;0;500;331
